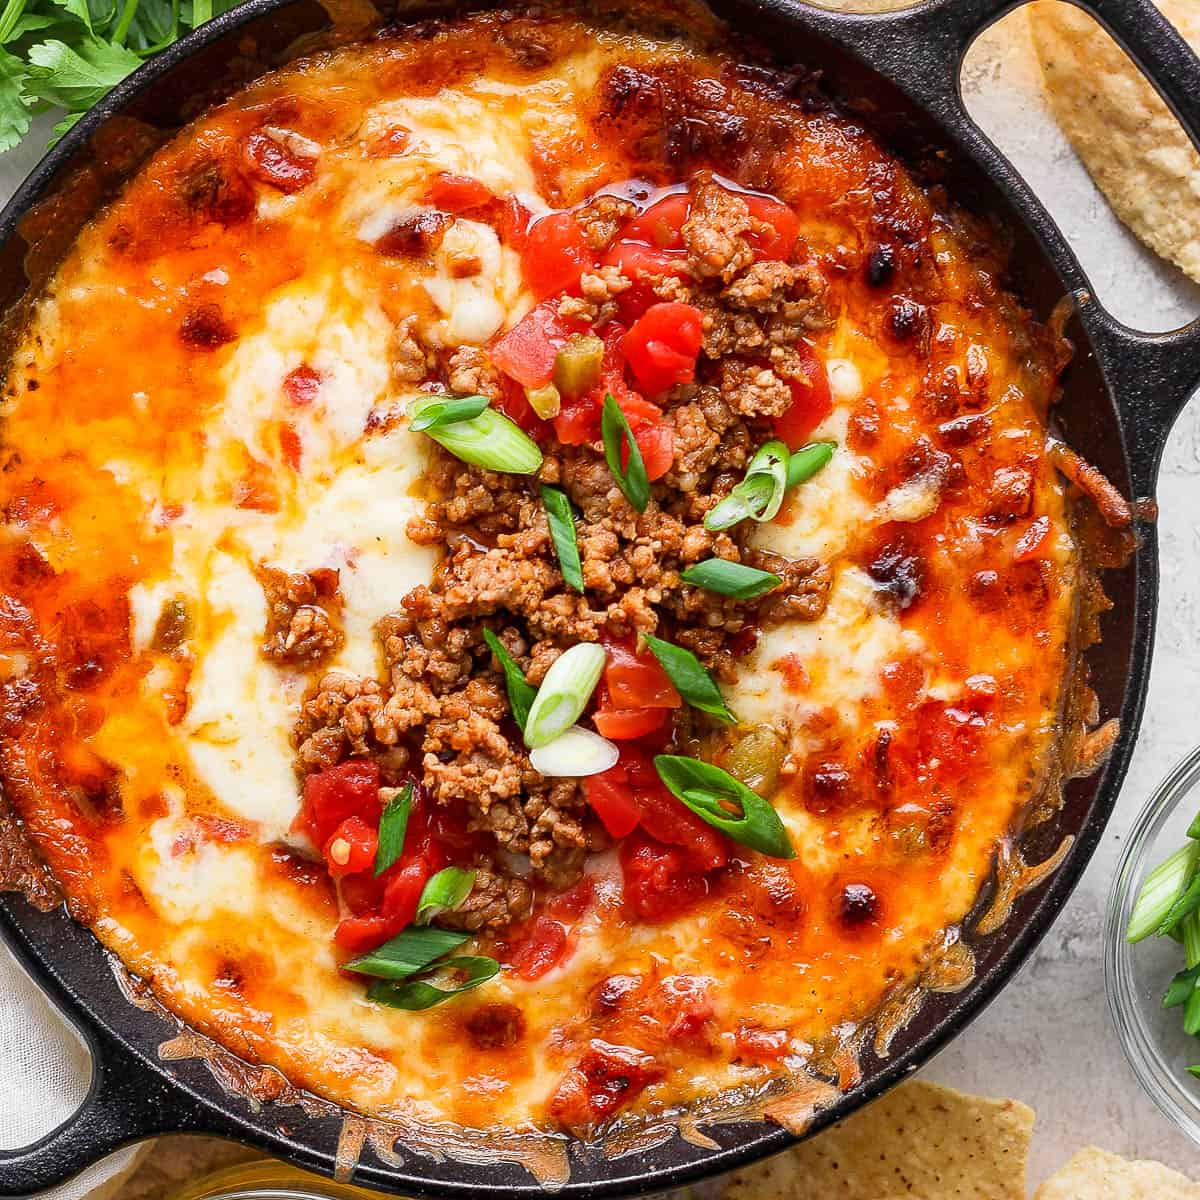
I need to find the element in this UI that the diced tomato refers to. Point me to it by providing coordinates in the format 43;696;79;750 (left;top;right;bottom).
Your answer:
339;869;387;916
620;832;711;921
242;130;316;194
1014;514;1050;562
426;172;493;213
584;764;642;837
549;1040;665;1128
593;706;668;740
742;193;799;261
600;385;675;481
366;126;410;158
381;858;429;929
494;374;546;436
333;912;395;956
601;241;689;320
604;641;680;709
292;759;381;847
623;302;703;396
522;212;594;299
283;363;321;406
322;815;377;879
548;875;595;920
633;420;674;481
621;192;690;249
916;700;988;783
656;975;714;1041
773;341;833;449
498;194;533;250
491;301;576;389
735;1023;790;1063
510;916;569;980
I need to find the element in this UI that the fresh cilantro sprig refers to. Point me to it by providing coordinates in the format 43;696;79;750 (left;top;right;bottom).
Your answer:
0;0;242;153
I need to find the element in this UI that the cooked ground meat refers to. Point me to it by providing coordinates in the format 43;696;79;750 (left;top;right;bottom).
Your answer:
258;566;342;666
292;173;842;929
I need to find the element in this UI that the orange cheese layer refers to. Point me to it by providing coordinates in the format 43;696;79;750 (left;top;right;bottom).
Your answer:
0;11;1076;1130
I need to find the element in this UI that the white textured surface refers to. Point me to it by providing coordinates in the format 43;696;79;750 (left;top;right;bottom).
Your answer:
1;9;1200;1194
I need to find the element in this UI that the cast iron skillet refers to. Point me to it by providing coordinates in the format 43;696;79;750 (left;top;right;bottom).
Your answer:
0;0;1199;1194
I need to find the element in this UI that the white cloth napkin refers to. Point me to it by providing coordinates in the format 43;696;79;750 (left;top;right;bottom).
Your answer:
0;941;145;1199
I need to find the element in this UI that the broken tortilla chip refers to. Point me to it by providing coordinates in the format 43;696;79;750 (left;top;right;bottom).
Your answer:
1034;1145;1200;1199
1028;0;1200;284
721;1079;1033;1200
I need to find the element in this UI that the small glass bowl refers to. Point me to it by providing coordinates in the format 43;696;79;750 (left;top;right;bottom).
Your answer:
1106;743;1200;1148
166;1160;387;1200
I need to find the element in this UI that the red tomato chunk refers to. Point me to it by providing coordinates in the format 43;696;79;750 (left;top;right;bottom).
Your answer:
623;302;703;396
550;1040;664;1127
242;130;317;194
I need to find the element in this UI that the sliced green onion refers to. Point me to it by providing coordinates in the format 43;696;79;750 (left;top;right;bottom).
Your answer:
1184;983;1200;1037
415;867;476;925
408;396;542;475
482;629;536;730
408;394;490;433
1164;963;1200;1009
681;558;781;599
1128;841;1200;942
1189;810;1200;840
1185;911;1200;969
367;956;500;1010
642;634;735;725
541;485;584;593
704;441;790;531
601;393;650;513
1188;1066;1200;1079
343;926;468;980
786;440;836;488
523;642;607;749
529;725;619;777
654;754;795;859
373;783;413;877
1160;874;1200;938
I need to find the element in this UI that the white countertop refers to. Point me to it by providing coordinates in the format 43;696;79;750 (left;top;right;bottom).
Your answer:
0;7;1198;1191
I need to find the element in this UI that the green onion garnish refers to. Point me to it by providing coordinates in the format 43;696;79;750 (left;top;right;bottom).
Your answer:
415;867;476;925
786;440;836;488
1159;874;1200;938
367;956;500;1010
601;393;650;513
408;394;490;432
374;783;412;878
343;926;468;980
1128;841;1200;942
642;634;735;725
408;395;542;475
704;440;790;531
541;485;584;593
482;629;536;730
523;642;607;749
681;558;781;600
654;754;795;859
1165;964;1200;1009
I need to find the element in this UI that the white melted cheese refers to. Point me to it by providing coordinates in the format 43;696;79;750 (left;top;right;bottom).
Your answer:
727;567;923;739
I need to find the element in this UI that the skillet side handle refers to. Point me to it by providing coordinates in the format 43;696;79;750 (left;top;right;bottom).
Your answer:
0;1024;212;1197
1061;0;1200;495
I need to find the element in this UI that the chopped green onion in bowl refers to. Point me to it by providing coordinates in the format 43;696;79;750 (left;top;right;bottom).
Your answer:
408;394;543;475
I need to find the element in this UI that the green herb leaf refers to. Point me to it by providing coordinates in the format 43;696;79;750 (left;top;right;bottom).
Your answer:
367;956;499;1010
408;394;490;433
1163;963;1200;1010
540;485;583;593
642;634;735;724
654;754;795;859
524;641;607;749
601;393;650;513
373;783;412;878
786;440;836;488
24;36;139;110
0;48;30;153
1188;810;1200;840
681;558;780;600
408;395;542;475
482;629;536;730
343;926;468;980
415;866;476;925
1127;841;1200;942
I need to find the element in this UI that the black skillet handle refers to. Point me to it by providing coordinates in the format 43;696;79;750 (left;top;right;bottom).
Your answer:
1052;0;1200;496
799;0;1200;498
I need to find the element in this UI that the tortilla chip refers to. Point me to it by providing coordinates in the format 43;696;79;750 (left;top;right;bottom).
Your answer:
722;1080;1034;1199
1028;0;1200;283
1034;1146;1200;1199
